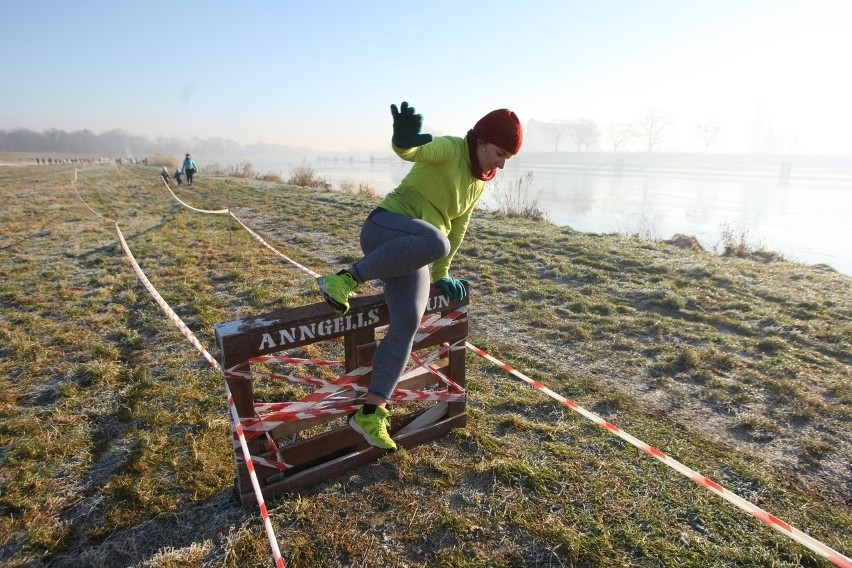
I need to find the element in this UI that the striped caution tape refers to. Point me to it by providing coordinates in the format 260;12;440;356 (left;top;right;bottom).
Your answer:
465;342;852;568
71;170;286;568
120;162;228;213
227;330;468;437
72;168;115;223
228;211;320;278
114;222;286;568
409;340;467;394
158;175;229;214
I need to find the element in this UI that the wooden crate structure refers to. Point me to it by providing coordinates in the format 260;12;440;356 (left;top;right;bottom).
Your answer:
214;288;469;507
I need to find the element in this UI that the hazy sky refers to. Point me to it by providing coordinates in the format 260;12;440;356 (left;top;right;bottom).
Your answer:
2;0;850;154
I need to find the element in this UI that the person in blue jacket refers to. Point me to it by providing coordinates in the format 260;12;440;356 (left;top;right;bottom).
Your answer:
182;153;198;185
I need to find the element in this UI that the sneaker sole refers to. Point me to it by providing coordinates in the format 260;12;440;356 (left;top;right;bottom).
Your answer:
348;415;397;452
316;276;350;313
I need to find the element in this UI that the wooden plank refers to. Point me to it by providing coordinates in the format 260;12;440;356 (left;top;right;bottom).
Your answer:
395;365;444;392
246;412;467;505
264;402;432;467
411;319;468;352
395;402;448;435
448;332;467;418
215;297;386;369
266;411;350;441
215;288;466;369
224;364;254;418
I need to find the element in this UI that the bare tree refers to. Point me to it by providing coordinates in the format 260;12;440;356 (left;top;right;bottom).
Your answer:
544;120;571;152
696;122;720;152
751;107;780;154
639;108;672;152
605;122;635;152
566;119;600;151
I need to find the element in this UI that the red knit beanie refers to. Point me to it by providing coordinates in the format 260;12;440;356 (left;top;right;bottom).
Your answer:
473;109;523;155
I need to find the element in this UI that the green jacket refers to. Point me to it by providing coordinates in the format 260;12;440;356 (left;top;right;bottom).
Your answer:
378;136;484;280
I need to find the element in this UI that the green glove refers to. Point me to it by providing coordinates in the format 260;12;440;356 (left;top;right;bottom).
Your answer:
390;102;433;148
435;277;470;301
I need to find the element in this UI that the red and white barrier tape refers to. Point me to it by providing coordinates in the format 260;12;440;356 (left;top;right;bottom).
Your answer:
73;169;115;223
114;222;286;568
465;342;851;568
228;211;320;278
227;331;468;437
71;171;286;568
158;176;229;214
408;340;467;394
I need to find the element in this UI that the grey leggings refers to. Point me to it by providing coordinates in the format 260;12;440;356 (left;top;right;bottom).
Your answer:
349;208;450;400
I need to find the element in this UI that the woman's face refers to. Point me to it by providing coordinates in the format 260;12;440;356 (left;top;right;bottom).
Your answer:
477;142;512;173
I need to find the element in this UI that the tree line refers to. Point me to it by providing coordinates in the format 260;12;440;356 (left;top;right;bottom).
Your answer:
527;108;721;153
2;117;717;158
0;127;244;158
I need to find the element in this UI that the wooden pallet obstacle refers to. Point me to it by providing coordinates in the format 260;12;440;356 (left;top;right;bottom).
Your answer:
214;287;469;507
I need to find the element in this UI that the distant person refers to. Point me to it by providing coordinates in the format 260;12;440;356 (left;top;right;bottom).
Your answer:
160;166;171;184
182;153;198;185
174;168;183;185
316;101;523;451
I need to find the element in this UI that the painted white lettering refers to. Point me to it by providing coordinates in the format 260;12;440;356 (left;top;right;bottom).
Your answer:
258;333;276;351
278;328;297;344
298;323;317;341
427;295;450;311
258;306;383;351
318;319;333;335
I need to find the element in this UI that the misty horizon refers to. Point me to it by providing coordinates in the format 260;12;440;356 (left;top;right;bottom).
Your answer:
4;121;852;163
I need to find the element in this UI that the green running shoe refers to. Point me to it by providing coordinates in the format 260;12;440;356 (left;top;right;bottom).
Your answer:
317;271;358;313
349;406;397;452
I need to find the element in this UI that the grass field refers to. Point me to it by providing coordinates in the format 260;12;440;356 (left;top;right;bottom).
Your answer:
0;161;849;567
